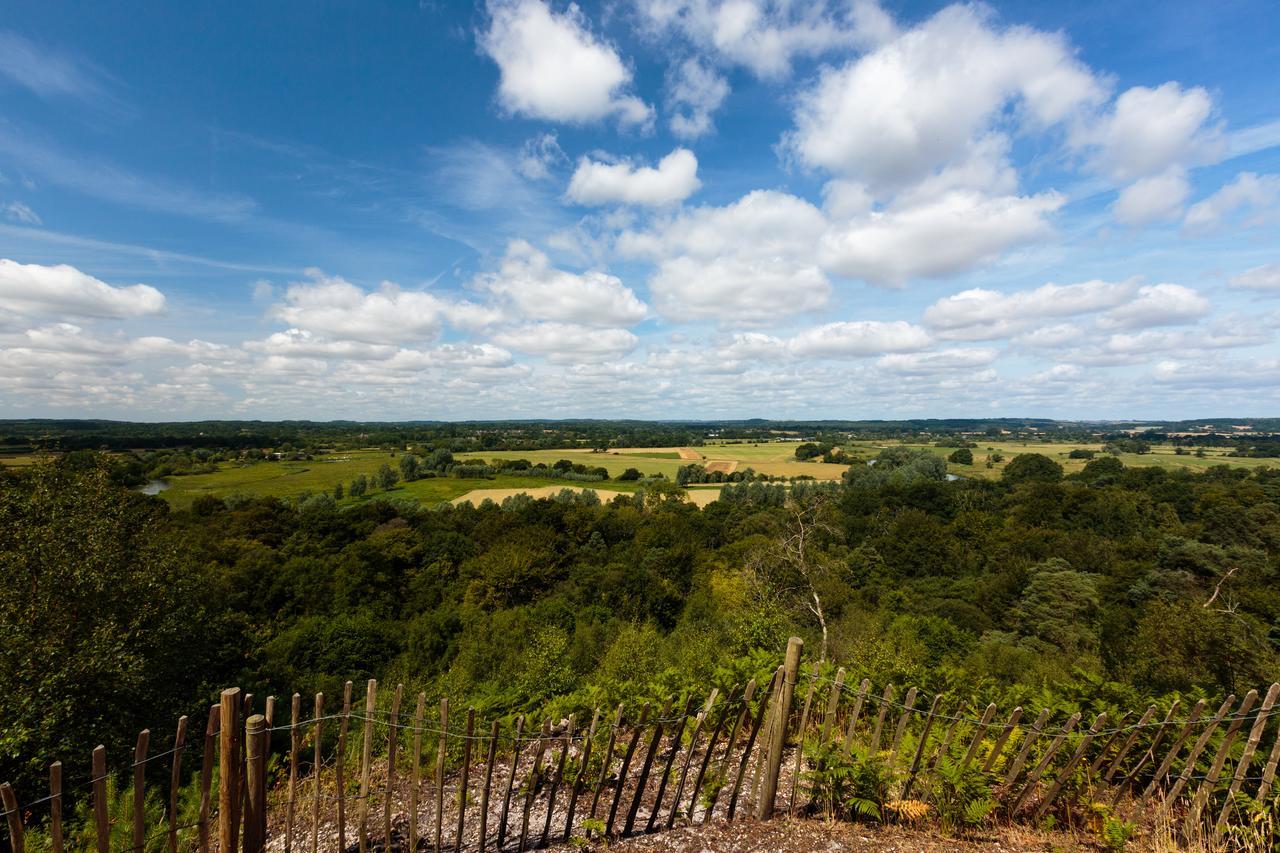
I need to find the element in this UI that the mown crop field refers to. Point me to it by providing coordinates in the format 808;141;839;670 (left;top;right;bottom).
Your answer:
847;439;1277;480
457;442;852;480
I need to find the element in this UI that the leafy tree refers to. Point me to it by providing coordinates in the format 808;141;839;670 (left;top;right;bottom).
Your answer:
947;448;973;465
350;474;368;497
1012;558;1101;660
1001;453;1063;484
376;463;400;490
399;453;420;482
0;458;228;793
333;481;345;500
618;467;642;481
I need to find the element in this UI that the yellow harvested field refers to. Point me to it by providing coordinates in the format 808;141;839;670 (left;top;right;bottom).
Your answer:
677;447;702;460
704;460;737;474
452;484;725;507
452;486;627;505
684;487;723;506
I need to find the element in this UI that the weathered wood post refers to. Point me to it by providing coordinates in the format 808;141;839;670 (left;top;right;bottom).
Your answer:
219;687;242;853
244;714;268;853
0;782;23;853
757;636;802;820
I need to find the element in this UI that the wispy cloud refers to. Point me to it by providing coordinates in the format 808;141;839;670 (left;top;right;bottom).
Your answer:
0;30;130;116
0;120;255;221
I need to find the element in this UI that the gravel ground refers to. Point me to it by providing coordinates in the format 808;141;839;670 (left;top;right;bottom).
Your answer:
543;817;1098;852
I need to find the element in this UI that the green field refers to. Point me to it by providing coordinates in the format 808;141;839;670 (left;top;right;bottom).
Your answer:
155;449;645;508
457;448;691;479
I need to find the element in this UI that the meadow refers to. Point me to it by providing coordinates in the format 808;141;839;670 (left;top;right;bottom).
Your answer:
151;449;648;508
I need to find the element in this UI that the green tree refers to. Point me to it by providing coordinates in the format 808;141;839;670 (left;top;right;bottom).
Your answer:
376;463;400;490
350;474;368;497
399;453;420;482
618;467;642;481
1001;453;1063;484
0;458;226;793
333;481;345;500
947;448;973;465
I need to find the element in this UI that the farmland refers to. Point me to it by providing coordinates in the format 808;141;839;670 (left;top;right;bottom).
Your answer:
149;449;648;508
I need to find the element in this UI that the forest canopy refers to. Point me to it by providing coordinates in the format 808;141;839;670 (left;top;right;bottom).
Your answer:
3;449;1279;795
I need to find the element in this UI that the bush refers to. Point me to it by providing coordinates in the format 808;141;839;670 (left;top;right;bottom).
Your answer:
947;448;973;465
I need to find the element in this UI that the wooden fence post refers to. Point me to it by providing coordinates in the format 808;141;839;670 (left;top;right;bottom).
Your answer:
337;681;353;852
1189;689;1262;827
0;782;23;853
1035;713;1107;820
1141;699;1206;798
287;693;301;852
1102;704;1157;784
133;728;150;853
49;761;63;853
435;698;449;853
1164;695;1237;805
728;669;778;820
607;704;651;837
92;745;109;853
690;687;738;824
668;692;715;830
1218;683;1280;832
648;698;695;832
566;709;599;840
982;707;1022;774
757;636;802;820
385;685;403;847
588;707;622;822
958;703;998;773
498;715;526;847
842;679;871;754
198;705;219;853
358;679;377;853
544;714;575;843
627;699;672;834
168;716;188;853
703;681;753;824
1010;712;1081;814
479;718;500;851
244;714;268;853
1004;708;1051;786
311;693;323;853
409;694;426;853
889;687;919;767
901;694;942;800
787;665;821;816
455;707;475;852
219;687;242;853
520;719;553;851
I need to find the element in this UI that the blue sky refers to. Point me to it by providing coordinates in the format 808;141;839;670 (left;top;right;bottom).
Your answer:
1;0;1278;421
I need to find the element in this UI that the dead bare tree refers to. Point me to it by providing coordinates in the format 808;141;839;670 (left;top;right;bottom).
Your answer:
749;495;842;661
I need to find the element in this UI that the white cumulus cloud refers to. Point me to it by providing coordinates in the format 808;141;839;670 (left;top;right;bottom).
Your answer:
566;148;701;207
1183;172;1280;232
619;189;830;324
480;0;652;127
474;240;648;326
1113;168;1191;225
785;4;1103;190
0;258;165;322
819;189;1064;285
491;321;639;362
1229;264;1280;292
269;270;500;345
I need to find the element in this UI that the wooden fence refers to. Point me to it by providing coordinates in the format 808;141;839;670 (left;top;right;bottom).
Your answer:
4;636;1280;851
